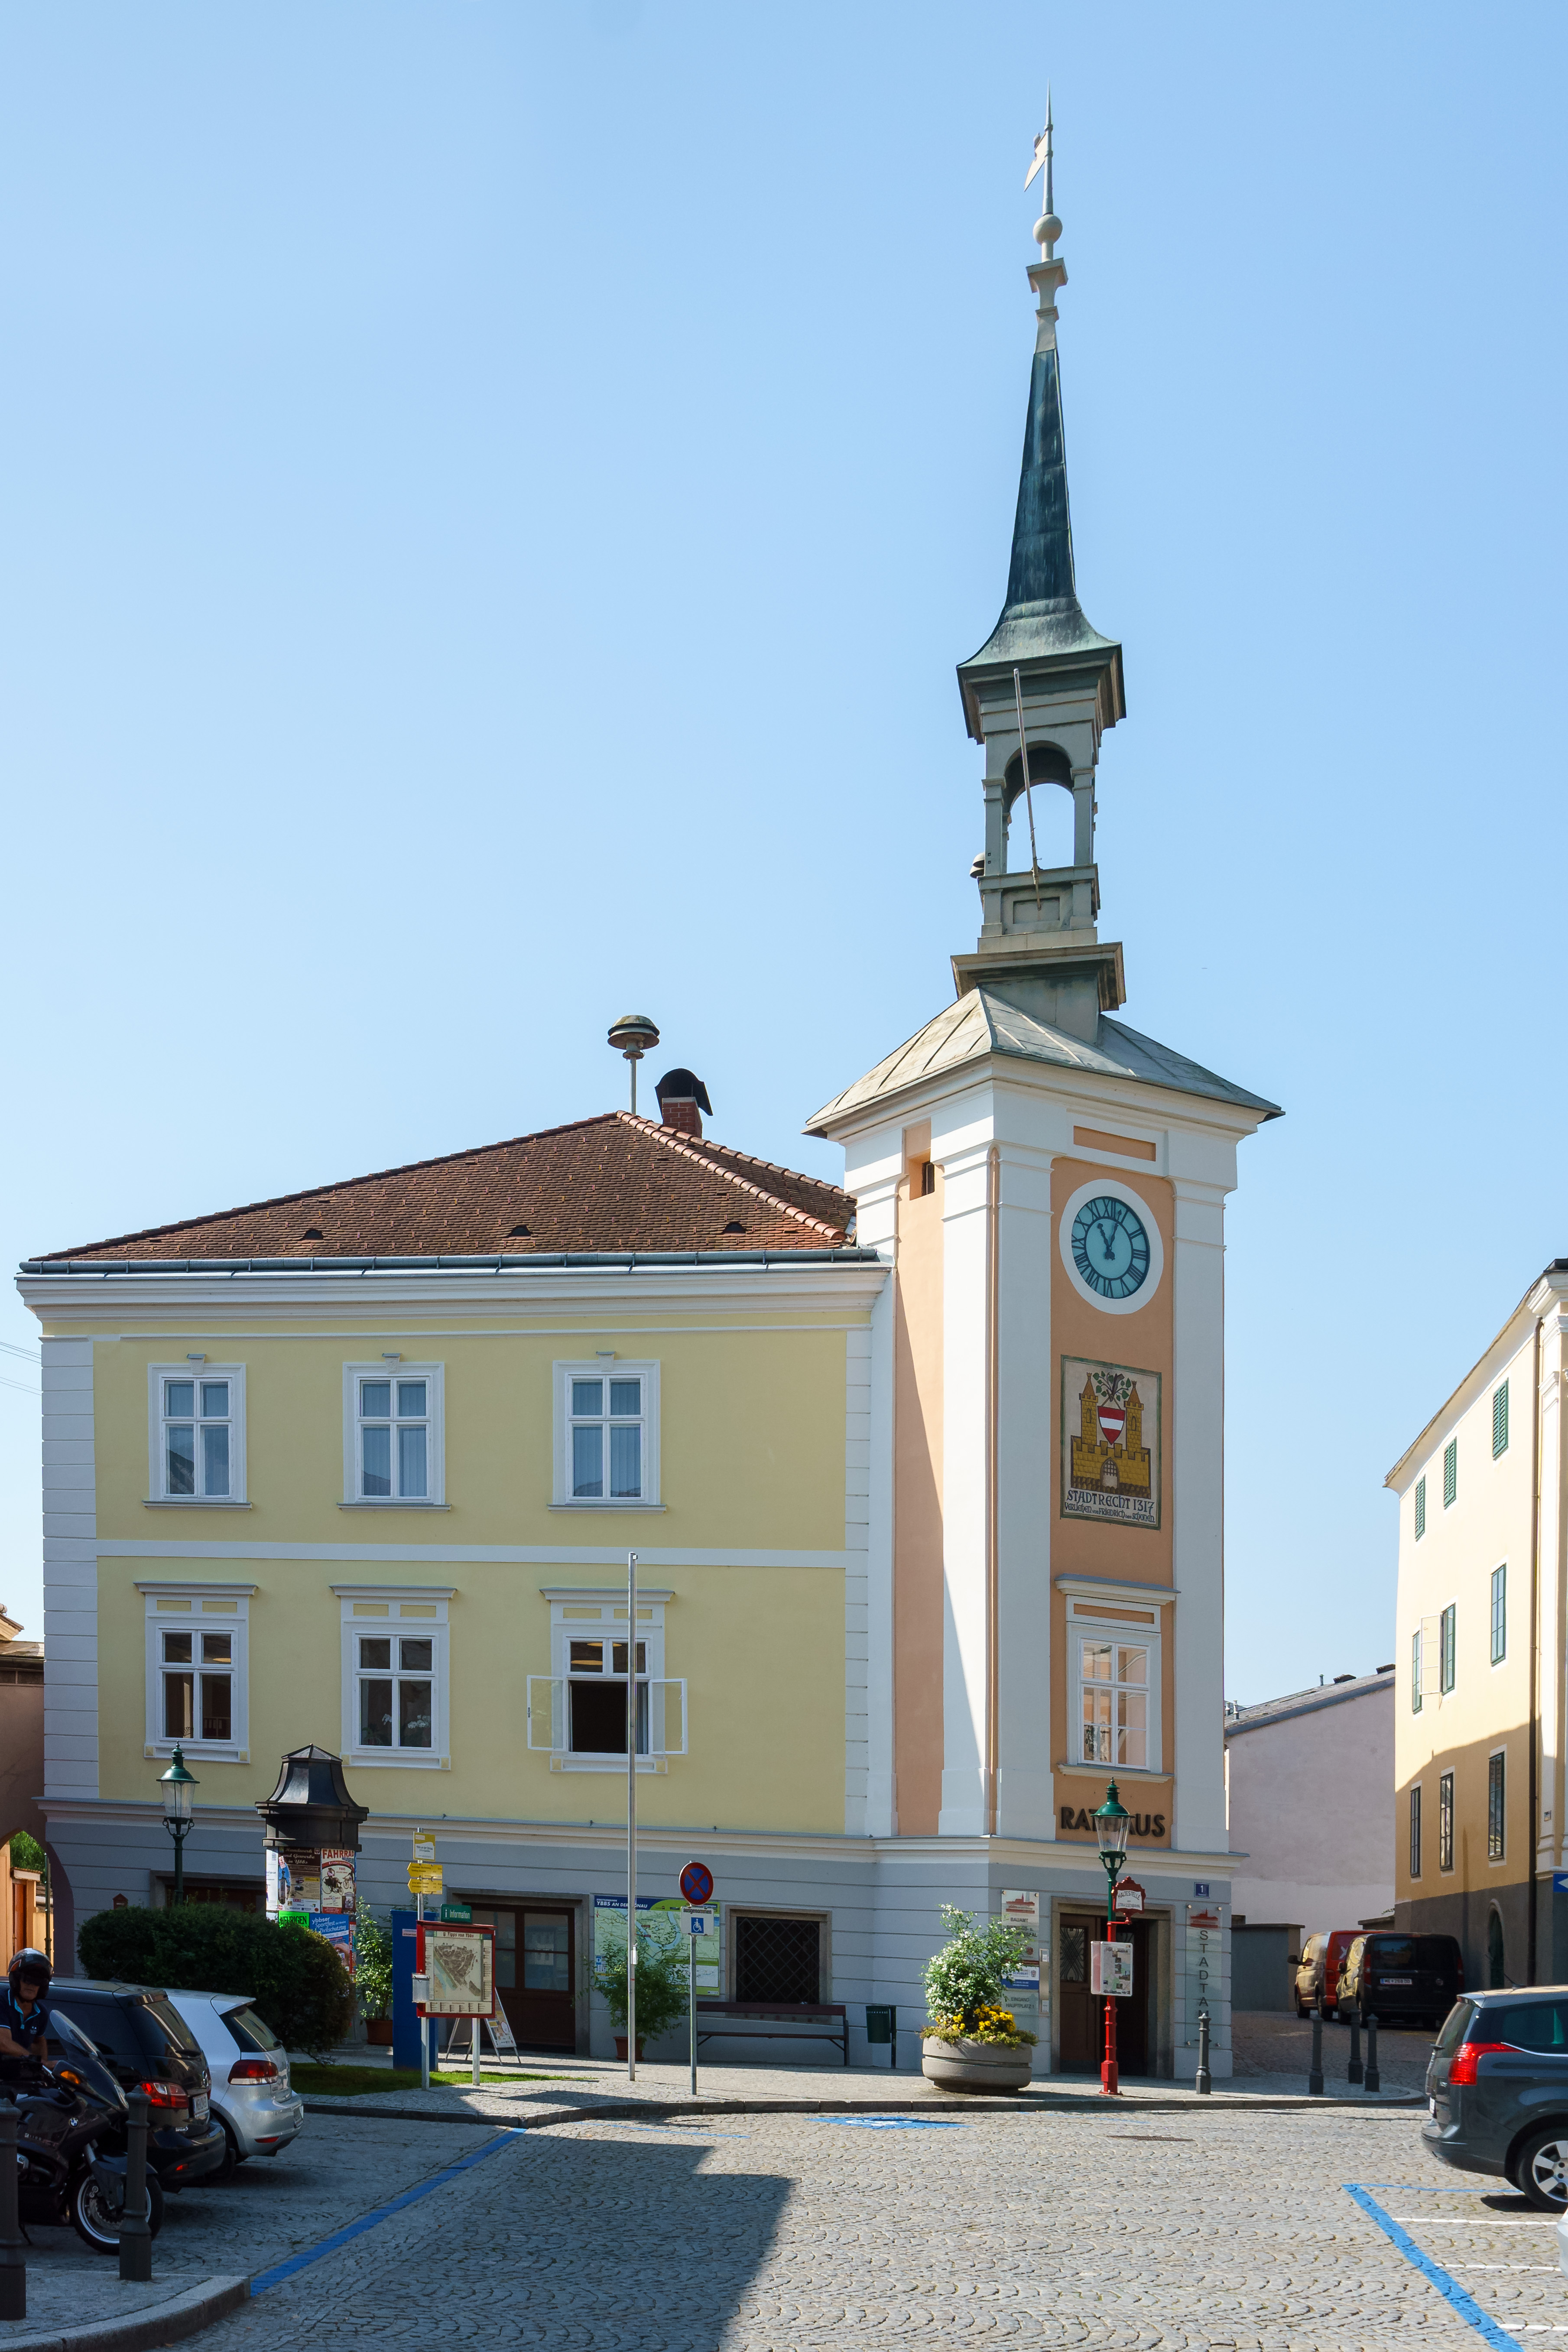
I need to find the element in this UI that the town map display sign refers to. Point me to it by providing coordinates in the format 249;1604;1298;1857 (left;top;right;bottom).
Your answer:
1061;1358;1162;1530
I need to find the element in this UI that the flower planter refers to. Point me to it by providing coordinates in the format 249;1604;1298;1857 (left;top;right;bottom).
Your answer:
364;2018;394;2047
921;2035;1032;2093
613;2036;646;2062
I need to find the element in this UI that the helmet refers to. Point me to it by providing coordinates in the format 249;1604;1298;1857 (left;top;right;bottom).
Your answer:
8;1950;50;1996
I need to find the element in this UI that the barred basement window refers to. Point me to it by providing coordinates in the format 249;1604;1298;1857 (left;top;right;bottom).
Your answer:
1491;1564;1507;1666
733;1914;821;2004
1488;1750;1506;1861
1493;1381;1510;1459
1409;1784;1422;1878
1441;1603;1457;1694
1444;1438;1458;1509
1439;1771;1454;1871
1415;1477;1426;1540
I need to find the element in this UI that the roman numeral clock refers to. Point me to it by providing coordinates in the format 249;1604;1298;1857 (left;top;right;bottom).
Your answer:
1059;1180;1165;1316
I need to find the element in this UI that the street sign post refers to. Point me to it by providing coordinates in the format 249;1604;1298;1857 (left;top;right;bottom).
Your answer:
679;1862;716;2096
679;1861;714;1907
410;1830;438;2089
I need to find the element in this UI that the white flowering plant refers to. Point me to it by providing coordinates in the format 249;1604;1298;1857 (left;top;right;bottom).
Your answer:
922;1905;1039;2047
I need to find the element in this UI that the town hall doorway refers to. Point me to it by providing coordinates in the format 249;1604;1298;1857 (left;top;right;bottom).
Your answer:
1056;1912;1152;2076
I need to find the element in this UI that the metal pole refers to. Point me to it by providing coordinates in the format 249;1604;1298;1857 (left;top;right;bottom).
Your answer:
1348;2008;1363;2085
171;1822;186;1907
0;2099;24;2318
1309;2004;1325;2097
1365;2012;1380;2094
1195;1999;1211;2095
472;2008;482;2088
119;2090;152;2283
1100;1861;1120;2096
627;1550;637;2082
689;1922;697;2097
417;1892;429;2090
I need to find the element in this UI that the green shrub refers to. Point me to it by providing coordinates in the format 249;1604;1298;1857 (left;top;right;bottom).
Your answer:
354;1910;393;2021
77;1905;354;2058
9;1833;45;1873
922;1904;1037;2043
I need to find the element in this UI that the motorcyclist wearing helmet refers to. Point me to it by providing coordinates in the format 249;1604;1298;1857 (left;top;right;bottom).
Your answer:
0;1950;52;2061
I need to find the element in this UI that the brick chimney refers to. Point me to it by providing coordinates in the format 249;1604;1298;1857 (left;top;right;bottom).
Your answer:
655;1067;711;1140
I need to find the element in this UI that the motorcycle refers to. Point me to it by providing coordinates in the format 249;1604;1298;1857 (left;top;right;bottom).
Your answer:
1;2023;166;2255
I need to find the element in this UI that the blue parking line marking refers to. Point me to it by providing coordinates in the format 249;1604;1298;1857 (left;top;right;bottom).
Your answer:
823;2115;965;2130
1344;2184;1526;2351
250;2128;526;2295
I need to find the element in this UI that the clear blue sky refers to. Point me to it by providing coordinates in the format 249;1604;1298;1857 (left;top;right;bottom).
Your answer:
3;3;1564;1703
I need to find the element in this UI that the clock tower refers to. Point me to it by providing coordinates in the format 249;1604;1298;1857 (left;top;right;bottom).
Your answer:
806;117;1280;2081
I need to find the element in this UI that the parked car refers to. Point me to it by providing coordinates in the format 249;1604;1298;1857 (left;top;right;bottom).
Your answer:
164;1990;303;2173
1426;1987;1568;2209
1294;1931;1360;2018
47;1978;228;2191
1337;1932;1463;2029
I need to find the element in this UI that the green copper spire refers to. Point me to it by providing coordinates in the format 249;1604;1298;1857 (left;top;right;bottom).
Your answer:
958;102;1124;743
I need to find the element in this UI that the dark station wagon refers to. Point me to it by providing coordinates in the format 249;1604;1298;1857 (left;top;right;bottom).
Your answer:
48;1978;228;2191
1425;1986;1568;2209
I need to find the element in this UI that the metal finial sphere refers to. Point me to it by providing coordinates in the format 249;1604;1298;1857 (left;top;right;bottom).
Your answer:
1034;212;1062;249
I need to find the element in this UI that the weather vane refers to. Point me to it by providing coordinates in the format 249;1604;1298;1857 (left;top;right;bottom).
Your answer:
1024;88;1062;257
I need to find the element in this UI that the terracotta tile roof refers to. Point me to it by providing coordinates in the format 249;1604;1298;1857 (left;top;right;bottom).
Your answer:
36;1112;855;1263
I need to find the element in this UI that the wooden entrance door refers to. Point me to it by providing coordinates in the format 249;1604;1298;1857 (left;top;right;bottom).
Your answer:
1057;1912;1152;2076
470;1907;577;2050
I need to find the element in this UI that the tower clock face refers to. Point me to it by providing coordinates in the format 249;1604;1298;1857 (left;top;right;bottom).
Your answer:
1070;1195;1149;1300
1058;1178;1164;1315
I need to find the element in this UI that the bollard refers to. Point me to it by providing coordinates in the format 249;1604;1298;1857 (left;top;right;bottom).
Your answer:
1195;2000;1212;2094
1347;2009;1363;2085
1365;2013;1380;2094
1309;2005;1325;2097
0;2099;25;2320
118;2090;152;2284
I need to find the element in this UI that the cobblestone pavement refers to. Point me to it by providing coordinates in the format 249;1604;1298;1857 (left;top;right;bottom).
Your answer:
196;2101;1568;2349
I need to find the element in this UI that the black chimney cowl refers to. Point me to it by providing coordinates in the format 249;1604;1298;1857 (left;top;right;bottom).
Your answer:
256;1744;370;1853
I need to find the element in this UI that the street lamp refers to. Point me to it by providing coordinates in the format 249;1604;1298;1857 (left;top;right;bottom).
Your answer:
1093;1779;1131;2097
159;1746;198;1906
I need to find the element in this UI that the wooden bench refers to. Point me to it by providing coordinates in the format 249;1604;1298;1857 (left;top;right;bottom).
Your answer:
694;1999;848;2066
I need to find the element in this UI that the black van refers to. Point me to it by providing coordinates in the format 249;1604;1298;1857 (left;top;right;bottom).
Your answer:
1336;1932;1464;2029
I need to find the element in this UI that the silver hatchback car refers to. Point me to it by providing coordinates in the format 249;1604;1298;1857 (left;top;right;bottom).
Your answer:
164;1991;304;2170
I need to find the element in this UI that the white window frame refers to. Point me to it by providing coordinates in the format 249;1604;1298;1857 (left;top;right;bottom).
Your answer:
526;1589;684;1771
146;1363;247;1504
551;1360;661;1509
341;1362;446;1506
1069;1611;1162;1776
334;1587;452;1770
137;1582;255;1764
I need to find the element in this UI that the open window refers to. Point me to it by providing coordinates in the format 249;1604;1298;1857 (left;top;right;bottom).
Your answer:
527;1589;684;1768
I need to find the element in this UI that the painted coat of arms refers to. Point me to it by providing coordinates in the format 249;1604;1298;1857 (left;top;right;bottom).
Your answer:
1061;1358;1162;1529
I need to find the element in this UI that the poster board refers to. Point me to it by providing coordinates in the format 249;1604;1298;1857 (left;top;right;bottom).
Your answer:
415;1923;496;2017
592;1894;722;1992
1090;1940;1134;1998
310;1913;355;1976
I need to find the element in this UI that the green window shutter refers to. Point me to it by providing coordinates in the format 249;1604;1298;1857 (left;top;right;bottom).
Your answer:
1444;1439;1458;1509
1415;1477;1426;1540
1493;1381;1510;1458
1441;1602;1456;1693
1411;1628;1422;1714
1491;1563;1507;1665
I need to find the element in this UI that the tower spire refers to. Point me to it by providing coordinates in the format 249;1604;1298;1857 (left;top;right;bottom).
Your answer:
957;101;1123;744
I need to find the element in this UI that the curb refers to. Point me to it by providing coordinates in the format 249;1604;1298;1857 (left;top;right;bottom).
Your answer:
0;2274;249;2352
304;2089;1425;2128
